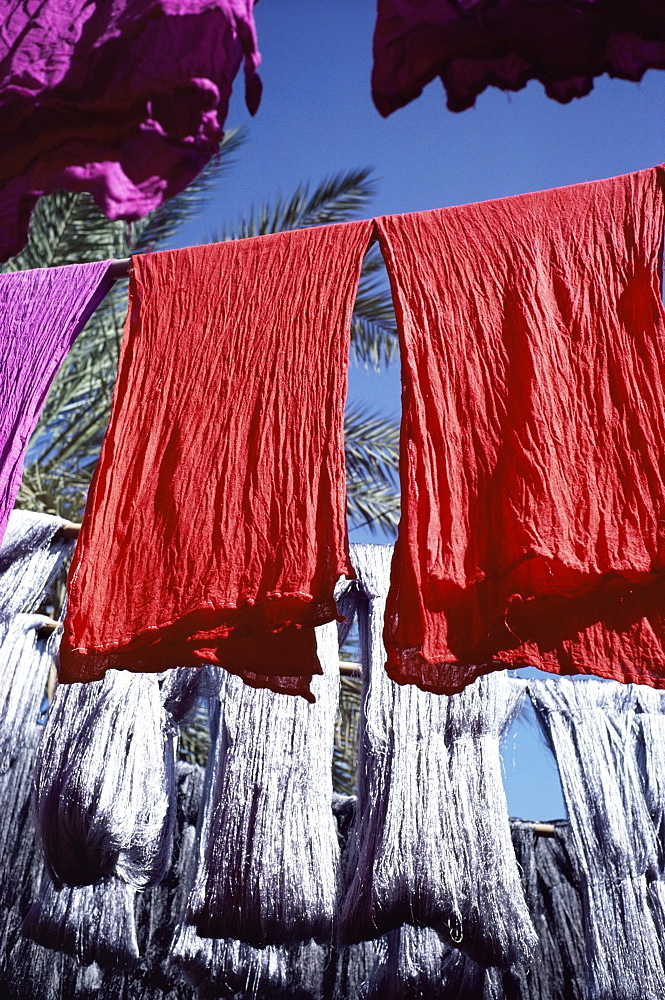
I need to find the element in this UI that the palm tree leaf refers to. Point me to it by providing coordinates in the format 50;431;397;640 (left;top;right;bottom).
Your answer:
215;168;376;241
345;405;399;487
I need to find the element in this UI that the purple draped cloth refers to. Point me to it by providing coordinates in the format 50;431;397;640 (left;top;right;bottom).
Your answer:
0;1;262;262
372;0;665;116
0;261;112;543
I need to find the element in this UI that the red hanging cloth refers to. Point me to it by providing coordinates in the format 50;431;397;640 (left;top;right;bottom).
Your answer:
377;166;665;693
60;220;374;699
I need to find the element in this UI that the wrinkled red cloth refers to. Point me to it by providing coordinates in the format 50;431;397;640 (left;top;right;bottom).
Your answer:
377;166;665;693
60;220;374;698
0;1;262;262
372;0;665;116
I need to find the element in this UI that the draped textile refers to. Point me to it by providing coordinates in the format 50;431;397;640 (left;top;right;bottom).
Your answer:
377;166;665;694
0;0;261;262
372;0;665;117
61;221;373;697
0;262;112;544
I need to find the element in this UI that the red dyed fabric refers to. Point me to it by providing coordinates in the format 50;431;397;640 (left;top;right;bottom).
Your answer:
377;166;665;693
61;220;374;698
0;1;261;262
372;0;665;116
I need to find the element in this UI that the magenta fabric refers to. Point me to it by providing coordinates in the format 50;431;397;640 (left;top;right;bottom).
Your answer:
0;261;113;543
0;1;262;262
372;0;665;116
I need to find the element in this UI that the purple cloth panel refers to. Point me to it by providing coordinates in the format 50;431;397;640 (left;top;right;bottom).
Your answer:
0;261;113;542
0;1;262;262
372;0;665;116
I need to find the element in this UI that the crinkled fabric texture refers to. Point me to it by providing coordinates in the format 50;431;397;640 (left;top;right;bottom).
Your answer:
377;166;665;694
0;0;262;262
0;262;112;544
61;221;374;697
372;0;665;116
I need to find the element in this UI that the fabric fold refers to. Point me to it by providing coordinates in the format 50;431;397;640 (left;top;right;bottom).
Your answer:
61;220;374;697
377;165;665;694
0;261;113;544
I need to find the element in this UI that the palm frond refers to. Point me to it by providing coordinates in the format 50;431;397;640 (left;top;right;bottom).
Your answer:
345;405;399;488
350;245;398;371
346;479;400;535
215;168;375;241
0;191;127;273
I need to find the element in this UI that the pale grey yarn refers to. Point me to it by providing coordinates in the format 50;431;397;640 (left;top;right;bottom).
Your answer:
339;544;461;945
185;620;340;947
33;669;175;889
0;615;57;771
22;872;139;969
530;679;665;1000
363;925;447;1000
0;510;73;622
339;544;534;970
445;672;535;968
169;757;291;999
630;686;665;948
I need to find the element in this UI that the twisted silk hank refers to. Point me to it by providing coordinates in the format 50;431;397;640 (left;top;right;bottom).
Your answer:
377;166;665;694
0;262;112;543
372;0;665;117
32;669;180;889
631;686;665;950
339;544;534;968
339;544;462;944
530;679;665;1000
61;221;374;698
0;0;262;262
182;619;340;947
0;510;74;623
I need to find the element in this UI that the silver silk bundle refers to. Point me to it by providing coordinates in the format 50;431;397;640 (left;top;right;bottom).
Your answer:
339;544;461;944
500;819;585;1000
169;757;292;998
21;873;139;969
0;620;55;909
629;686;665;951
22;668;205;973
445;671;536;968
362;821;586;1000
33;668;175;888
339;543;535;970
0;510;74;623
363;925;448;1000
183;620;341;949
530;679;665;1000
170;768;375;1000
0;616;57;772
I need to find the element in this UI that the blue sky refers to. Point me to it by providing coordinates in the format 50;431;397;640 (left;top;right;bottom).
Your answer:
174;0;665;819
